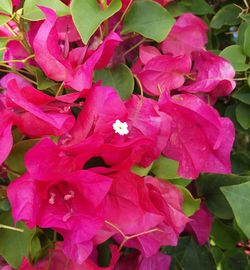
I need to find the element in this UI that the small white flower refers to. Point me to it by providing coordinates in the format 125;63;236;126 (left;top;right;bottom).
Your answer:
112;120;129;136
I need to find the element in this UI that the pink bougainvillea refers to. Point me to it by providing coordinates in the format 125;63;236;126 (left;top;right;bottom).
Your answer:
0;1;238;269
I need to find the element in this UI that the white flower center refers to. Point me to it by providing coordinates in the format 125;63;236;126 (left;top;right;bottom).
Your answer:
48;192;56;205
64;190;75;201
112;120;129;136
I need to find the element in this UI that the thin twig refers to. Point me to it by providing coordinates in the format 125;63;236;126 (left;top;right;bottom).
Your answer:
0;68;37;85
123;38;147;56
0;224;24;232
55;82;64;97
105;220;126;239
113;0;133;32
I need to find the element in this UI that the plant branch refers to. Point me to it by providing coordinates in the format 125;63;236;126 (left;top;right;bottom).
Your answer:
0;224;24;232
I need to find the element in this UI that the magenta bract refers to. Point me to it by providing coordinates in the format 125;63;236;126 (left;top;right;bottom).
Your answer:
180;51;236;103
133;45;191;95
159;93;235;179
0;2;238;269
33;7;121;92
160;13;208;56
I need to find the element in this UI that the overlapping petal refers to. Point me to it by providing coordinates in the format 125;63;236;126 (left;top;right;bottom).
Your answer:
185;204;213;245
133;46;191;95
159;93;235;179
8;168;112;263
0;108;13;165
101;171;188;256
5;79;75;137
160;13;208;56
33;7;121;91
180;51;236;103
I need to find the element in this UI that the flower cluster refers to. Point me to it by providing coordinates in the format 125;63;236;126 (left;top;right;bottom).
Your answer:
0;0;235;269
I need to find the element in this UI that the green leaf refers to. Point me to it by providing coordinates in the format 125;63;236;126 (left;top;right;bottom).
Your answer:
23;0;70;21
132;163;153;177
238;22;248;48
240;13;250;22
211;219;241;250
94;64;134;100
248;76;250;87
0;38;8;60
233;85;250;105
164;236;217;270
6;139;40;180
220;45;250;72
221;249;248;270
167;178;192;187
35;69;58;90
176;185;200;216
211;246;223;265
243;23;250;57
167;0;214;17
0;212;36;268
97;239;113;267
71;0;122;44
196;174;250;219
235;103;250;130
30;236;41;263
0;199;11;212
0;0;13;14
122;0;175;43
0;14;11;26
151;155;179;180
210;4;241;29
221;182;250;238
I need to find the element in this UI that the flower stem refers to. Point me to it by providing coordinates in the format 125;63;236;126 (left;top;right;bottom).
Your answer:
113;0;133;32
55;82;64;97
234;77;248;81
0;68;37;85
0;224;24;232
123;38;147;56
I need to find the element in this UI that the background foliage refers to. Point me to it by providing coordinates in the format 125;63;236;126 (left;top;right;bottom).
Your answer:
1;0;250;269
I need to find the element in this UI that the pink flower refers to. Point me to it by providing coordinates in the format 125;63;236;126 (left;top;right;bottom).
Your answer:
159;13;208;56
125;94;171;166
180;51;236;104
18;244;119;270
1;76;75;137
0;74;75;165
0;21;18;37
185;204;213;245
24;136;103;180
101;171;188;256
12;0;20;8
0;73;31;89
18;258;44;270
7;169;112;263
0;107;13;165
65;85;169;167
159;93;235;179
132;45;191;96
4;41;30;69
56;15;81;42
33;7;121;91
137;252;171;269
